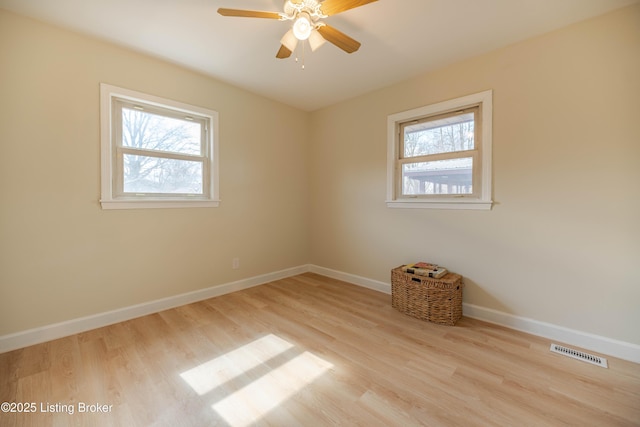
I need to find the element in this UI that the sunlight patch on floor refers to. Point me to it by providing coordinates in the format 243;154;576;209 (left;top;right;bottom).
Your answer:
180;333;333;426
180;334;295;395
212;350;333;426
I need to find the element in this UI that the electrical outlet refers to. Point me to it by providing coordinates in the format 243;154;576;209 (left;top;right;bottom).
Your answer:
232;258;240;269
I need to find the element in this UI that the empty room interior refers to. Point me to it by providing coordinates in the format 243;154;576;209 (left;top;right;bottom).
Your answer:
1;0;639;425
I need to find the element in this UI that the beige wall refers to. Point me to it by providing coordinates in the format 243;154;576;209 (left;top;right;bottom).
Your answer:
309;5;640;345
0;10;310;335
1;5;639;346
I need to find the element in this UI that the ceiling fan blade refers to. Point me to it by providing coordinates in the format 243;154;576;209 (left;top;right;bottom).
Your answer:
276;45;292;59
217;8;281;19
319;0;378;16
317;24;361;53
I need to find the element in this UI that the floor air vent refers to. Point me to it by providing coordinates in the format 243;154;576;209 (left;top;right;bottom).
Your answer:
550;344;608;368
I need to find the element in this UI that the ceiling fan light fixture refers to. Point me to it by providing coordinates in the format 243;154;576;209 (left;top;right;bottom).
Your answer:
292;12;312;40
217;0;378;61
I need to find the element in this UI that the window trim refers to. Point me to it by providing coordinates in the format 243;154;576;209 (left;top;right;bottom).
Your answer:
100;83;220;209
386;90;493;210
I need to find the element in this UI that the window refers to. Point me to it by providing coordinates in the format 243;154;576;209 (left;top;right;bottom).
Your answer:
387;90;492;210
100;84;219;209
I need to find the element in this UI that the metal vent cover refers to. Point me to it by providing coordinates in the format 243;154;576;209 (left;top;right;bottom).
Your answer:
550;343;608;368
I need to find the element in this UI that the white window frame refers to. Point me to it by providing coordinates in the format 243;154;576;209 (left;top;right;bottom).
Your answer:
100;83;220;209
386;90;493;210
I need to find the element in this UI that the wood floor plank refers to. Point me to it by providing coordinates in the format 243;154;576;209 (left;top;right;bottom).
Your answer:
1;272;639;426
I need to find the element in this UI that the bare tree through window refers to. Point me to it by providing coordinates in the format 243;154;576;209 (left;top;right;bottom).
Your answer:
120;107;204;194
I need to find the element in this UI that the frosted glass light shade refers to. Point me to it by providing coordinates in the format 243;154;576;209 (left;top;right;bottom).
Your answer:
308;29;326;51
280;29;298;51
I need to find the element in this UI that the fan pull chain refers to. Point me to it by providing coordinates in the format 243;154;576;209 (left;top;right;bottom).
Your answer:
293;40;307;70
302;40;306;70
295;41;306;70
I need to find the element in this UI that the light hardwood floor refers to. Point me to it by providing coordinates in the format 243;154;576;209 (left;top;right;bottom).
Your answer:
1;273;639;426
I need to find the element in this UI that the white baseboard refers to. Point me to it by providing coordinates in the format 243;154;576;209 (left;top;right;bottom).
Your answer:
461;304;640;364
0;265;309;354
308;264;640;364
3;264;639;364
309;265;391;294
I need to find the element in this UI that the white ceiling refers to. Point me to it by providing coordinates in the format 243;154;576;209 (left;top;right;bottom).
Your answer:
1;0;637;111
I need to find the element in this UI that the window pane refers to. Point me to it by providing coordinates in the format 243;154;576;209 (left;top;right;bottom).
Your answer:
402;158;473;195
122;108;202;155
123;154;203;194
403;112;474;158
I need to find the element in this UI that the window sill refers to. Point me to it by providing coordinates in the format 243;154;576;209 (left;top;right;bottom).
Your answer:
386;199;493;210
100;199;221;210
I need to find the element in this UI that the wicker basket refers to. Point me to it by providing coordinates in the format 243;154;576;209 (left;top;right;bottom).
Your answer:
391;266;463;326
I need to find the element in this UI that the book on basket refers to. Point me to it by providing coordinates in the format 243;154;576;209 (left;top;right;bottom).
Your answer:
401;262;448;279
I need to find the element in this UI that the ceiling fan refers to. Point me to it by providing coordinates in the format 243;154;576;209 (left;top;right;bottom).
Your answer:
218;0;378;59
